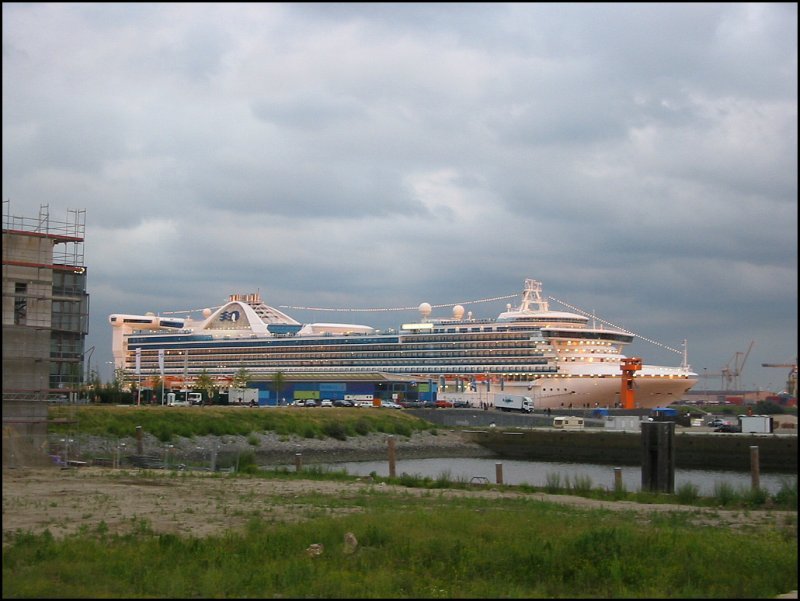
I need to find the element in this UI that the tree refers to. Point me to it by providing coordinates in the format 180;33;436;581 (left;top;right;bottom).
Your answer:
271;371;287;406
194;370;217;404
66;362;82;402
83;367;102;402
754;400;786;415
232;367;252;389
112;368;127;403
151;375;164;405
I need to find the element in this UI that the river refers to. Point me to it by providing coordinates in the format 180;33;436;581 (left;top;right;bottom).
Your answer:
302;457;797;497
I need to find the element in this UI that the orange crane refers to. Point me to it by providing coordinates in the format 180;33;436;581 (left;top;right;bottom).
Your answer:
620;357;642;409
761;362;797;397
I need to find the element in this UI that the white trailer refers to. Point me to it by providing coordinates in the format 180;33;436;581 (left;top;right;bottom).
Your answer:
228;387;259;406
495;395;534;413
738;415;773;434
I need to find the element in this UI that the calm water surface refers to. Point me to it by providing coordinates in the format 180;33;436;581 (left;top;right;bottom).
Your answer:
304;457;796;497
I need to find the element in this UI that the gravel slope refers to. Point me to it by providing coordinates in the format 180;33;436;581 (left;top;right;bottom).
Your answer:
55;428;497;467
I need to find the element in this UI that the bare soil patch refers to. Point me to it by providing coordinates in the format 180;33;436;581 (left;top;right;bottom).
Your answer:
4;466;796;544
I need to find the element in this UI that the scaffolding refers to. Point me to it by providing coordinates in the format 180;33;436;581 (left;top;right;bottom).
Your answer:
2;200;89;402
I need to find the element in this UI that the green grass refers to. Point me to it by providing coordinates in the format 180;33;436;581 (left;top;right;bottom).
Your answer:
3;484;796;598
48;405;437;443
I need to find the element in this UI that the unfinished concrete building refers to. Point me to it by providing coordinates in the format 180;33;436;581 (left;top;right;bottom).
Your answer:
2;200;89;403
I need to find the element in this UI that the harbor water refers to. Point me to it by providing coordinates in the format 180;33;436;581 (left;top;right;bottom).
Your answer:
305;457;797;497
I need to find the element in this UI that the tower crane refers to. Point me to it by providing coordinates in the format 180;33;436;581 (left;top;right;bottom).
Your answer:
761;361;797;397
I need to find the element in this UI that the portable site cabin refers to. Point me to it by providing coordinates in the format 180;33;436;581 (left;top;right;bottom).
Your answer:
553;416;585;430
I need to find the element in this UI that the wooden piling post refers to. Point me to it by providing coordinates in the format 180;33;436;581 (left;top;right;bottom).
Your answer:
135;425;143;455
614;467;623;492
388;436;396;478
495;462;504;485
295;452;303;472
641;421;675;493
750;446;760;490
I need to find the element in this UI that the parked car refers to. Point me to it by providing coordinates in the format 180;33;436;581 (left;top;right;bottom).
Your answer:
435;400;454;408
380;400;403;409
303;399;318;407
714;424;741;433
708;418;727;428
320;399;333;407
333;399;354;407
453;400;472;408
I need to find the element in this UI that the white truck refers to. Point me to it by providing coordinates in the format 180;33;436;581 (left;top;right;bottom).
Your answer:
495;395;534;413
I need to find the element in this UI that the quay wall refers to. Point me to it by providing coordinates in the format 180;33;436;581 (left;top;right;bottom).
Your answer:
408;409;797;473
459;429;796;472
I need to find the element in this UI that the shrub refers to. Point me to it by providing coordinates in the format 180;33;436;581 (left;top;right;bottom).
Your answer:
237;451;259;474
568;474;593;495
713;481;740;507
391;422;412;437
322;422;348;441
676;482;700;504
743;487;770;508
545;472;562;494
772;478;798;510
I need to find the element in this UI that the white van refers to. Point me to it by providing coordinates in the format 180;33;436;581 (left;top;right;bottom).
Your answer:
166;392;190;407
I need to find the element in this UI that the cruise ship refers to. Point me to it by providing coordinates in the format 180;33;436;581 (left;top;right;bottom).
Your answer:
109;279;697;409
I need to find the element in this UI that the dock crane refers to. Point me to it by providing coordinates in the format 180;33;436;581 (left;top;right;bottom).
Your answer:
698;341;755;390
761;361;797;397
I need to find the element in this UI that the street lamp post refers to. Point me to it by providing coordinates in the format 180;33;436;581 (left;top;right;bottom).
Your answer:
115;441;126;469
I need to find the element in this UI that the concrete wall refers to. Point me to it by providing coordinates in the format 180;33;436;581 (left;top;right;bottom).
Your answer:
2;400;51;468
462;428;796;473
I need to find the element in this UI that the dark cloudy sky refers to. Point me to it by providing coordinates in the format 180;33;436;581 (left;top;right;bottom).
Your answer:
3;3;797;392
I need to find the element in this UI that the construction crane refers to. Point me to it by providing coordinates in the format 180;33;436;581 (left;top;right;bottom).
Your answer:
722;340;754;390
698;341;755;390
761;361;797;397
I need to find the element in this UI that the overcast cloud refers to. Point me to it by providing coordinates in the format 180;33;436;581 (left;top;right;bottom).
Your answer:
3;3;797;391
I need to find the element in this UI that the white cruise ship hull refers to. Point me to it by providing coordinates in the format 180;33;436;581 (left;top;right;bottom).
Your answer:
439;374;696;410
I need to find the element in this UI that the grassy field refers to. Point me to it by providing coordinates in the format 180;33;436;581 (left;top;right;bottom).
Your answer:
3;472;797;599
2;405;797;597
